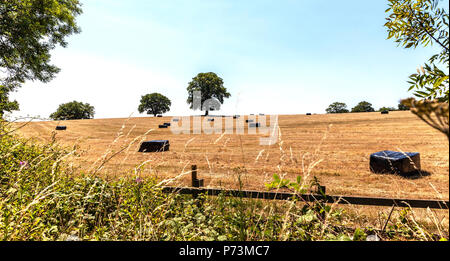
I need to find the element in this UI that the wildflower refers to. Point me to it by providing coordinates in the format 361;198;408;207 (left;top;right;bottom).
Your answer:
19;161;29;169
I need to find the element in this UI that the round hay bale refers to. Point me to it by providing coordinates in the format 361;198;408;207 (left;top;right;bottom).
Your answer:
55;126;67;130
159;124;168;128
138;140;170;152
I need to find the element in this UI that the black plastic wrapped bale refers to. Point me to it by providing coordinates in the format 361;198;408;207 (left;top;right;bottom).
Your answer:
370;150;420;174
159;124;168;128
138;140;170;152
157;115;163;117
249;123;261;128
55;126;67;130
163;123;171;126
381;110;389;114
233;115;240;119
306;113;312;115
208;118;214;122
172;119;179;122
246;119;254;123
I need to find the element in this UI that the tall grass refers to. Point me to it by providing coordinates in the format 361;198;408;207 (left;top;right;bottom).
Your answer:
0;121;447;241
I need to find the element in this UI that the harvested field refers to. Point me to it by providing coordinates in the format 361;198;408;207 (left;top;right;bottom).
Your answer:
13;111;449;201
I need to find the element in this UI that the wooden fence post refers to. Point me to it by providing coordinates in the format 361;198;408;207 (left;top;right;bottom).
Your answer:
191;165;198;187
191;165;204;199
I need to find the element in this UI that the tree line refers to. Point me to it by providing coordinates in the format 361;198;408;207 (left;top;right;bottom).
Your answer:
326;101;410;114
48;72;229;120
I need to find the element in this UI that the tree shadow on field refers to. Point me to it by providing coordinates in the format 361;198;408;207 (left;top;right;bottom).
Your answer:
373;170;431;180
399;170;431;180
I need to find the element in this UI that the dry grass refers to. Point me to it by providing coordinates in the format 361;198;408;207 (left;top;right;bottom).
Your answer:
13;111;449;202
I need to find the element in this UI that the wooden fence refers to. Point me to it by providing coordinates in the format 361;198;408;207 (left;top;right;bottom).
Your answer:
162;165;449;209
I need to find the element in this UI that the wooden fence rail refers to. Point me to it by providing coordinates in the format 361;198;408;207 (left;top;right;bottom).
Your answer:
161;165;449;209
161;186;449;209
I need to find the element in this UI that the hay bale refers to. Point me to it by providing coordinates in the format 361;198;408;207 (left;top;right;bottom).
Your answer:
233;115;240;119
55;126;67;130
159;124;168;128
306;113;312;115
381;110;389;114
249;123;261;128
246;119;254;123
138;140;169;152
172;118;179;122
208;118;214;122
157;115;163;117
163;122;171;126
370;150;420;174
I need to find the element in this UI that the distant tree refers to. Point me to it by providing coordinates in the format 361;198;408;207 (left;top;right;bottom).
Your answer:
138;93;171;117
385;0;449;102
351;101;375;113
50;101;94;120
0;85;19;119
186;72;231;116
378;106;397;112
398;102;410;111
326;102;349;113
0;0;82;114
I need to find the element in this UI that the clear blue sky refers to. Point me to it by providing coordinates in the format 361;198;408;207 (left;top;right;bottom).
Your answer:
10;0;447;119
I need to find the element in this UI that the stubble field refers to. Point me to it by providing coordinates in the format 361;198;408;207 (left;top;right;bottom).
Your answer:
13;111;449;202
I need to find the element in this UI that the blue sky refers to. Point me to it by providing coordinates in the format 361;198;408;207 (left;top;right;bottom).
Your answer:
10;0;447;119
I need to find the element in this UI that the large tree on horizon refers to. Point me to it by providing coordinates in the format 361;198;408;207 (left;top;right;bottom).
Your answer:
50;101;94;120
186;72;231;116
351;101;375;113
326;102;349;113
138;93;171;117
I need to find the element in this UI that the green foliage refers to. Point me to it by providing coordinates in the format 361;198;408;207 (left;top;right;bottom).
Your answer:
326;102;349;113
49;101;95;120
385;0;449;101
265;174;308;194
0;0;82;110
407;63;449;101
351;101;375;113
137;93;171;116
186;72;231;116
0;85;19;118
